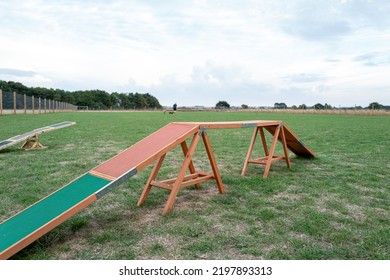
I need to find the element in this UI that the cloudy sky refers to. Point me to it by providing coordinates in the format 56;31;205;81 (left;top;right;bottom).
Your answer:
1;0;389;107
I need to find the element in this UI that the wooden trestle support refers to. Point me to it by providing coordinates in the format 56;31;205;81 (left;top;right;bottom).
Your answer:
137;128;224;214
241;123;291;178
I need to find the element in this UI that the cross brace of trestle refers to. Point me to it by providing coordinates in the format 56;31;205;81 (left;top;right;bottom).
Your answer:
20;133;46;150
137;128;224;214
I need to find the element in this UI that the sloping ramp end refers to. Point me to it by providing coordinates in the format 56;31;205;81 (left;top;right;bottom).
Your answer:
265;124;316;158
0;174;109;260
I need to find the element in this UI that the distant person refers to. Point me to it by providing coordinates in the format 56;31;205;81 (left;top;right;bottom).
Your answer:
164;103;177;114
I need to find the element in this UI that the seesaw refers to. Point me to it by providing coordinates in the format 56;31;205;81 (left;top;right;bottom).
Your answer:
0;121;76;150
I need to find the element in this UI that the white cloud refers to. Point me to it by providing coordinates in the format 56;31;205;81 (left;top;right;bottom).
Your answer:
0;0;390;107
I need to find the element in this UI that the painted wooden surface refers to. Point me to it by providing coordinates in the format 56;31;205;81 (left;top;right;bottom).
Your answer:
92;123;199;179
0;120;316;259
0;121;76;150
182;121;316;158
0;174;109;259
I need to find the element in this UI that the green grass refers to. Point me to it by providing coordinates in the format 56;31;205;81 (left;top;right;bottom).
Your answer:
0;111;389;260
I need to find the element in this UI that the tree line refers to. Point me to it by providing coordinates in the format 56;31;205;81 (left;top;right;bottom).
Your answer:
0;80;162;110
216;100;389;110
274;102;389;110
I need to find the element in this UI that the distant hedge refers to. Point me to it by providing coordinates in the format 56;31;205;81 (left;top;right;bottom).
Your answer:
0;80;162;110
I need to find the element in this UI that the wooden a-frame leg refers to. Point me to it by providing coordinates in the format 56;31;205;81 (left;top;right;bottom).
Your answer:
181;141;201;189
137;154;166;206
163;132;201;214
202;132;224;194
259;127;269;156
263;125;281;178
280;125;291;169
241;127;259;176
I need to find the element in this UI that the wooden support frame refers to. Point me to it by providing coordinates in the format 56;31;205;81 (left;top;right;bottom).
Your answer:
137;128;224;214
241;124;291;178
20;133;46;150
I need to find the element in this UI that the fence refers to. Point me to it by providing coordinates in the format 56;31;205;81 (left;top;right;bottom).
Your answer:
0;89;77;115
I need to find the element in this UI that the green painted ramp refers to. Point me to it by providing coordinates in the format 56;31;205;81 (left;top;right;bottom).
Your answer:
0;174;110;258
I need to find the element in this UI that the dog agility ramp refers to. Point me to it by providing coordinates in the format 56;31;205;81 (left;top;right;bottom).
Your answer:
0;121;76;150
0;121;316;259
0;123;199;259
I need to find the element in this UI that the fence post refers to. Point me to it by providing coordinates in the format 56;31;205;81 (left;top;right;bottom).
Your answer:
39;97;41;114
13;92;16;114
32;95;35;114
24;94;27;114
44;98;47;113
0;89;2;115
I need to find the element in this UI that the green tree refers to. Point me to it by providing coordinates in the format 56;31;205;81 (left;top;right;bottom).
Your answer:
274;102;287;109
314;103;325;110
369;102;381;110
324;103;332;109
298;104;307;109
143;93;162;108
132;93;148;109
110;92;121;108
0;80;163;110
215;101;230;109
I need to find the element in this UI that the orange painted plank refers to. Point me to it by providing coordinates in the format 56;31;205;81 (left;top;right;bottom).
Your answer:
92;123;199;178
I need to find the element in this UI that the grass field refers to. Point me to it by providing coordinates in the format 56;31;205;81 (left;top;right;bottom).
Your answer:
0;111;389;260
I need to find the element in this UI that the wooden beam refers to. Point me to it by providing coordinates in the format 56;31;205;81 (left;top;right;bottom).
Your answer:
262;124;281;178
241;127;259;176
280;125;291;168
181;141;200;188
201;131;224;194
137;154;166;206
